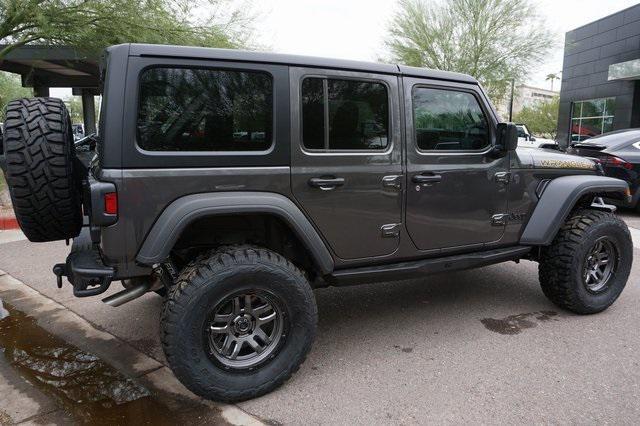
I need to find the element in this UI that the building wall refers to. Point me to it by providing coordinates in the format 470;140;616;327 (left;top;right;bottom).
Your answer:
557;4;640;147
495;84;558;120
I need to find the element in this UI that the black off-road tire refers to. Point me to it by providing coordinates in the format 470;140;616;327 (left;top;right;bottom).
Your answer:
2;98;82;242
160;245;317;402
539;209;633;314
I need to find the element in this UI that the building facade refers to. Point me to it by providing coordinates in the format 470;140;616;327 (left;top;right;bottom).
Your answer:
495;84;559;120
557;4;640;147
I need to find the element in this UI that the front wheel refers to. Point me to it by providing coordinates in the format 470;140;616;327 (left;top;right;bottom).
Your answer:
160;245;317;402
539;209;633;314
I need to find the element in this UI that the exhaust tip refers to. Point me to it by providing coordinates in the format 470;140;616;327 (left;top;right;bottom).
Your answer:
102;281;152;307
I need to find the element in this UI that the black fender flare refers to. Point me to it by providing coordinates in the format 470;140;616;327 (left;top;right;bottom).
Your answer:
136;192;334;274
520;175;629;246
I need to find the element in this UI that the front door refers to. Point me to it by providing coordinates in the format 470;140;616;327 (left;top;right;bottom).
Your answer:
404;79;509;251
290;68;403;260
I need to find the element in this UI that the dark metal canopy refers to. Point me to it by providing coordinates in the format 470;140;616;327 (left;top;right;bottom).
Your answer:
0;45;101;134
0;45;99;91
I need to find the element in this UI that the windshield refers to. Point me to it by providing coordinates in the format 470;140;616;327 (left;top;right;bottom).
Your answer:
516;125;528;138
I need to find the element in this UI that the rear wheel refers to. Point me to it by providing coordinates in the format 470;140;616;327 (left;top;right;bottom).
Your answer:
539;209;633;314
2;98;82;242
160;245;317;402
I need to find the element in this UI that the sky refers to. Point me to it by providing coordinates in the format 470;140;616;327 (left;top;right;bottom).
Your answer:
51;0;640;98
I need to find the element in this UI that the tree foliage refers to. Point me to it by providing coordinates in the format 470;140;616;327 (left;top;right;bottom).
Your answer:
545;72;559;91
385;0;555;103
0;71;31;120
0;0;256;60
513;96;559;139
64;95;99;124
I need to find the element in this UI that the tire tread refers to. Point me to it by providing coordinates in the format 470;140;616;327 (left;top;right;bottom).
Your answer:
160;245;316;402
539;209;631;314
2;98;82;242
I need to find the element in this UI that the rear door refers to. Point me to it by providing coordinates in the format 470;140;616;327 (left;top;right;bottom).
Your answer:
290;68;403;260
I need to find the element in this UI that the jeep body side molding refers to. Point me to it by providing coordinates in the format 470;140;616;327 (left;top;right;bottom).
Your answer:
520;175;629;246
136;192;335;274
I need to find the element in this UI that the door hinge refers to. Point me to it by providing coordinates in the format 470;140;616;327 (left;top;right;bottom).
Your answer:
491;214;508;226
382;175;403;191
381;223;401;238
494;171;511;184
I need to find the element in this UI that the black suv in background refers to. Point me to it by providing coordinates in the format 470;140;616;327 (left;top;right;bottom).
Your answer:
0;44;634;401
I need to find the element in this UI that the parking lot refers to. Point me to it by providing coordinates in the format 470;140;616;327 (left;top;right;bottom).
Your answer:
0;212;639;425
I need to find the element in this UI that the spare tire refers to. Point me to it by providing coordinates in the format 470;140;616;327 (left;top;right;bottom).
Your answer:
2;98;83;242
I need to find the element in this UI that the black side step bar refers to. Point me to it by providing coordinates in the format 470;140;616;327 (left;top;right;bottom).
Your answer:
328;246;532;286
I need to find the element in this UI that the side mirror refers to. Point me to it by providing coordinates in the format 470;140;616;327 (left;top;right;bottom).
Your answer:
495;123;518;155
530;136;536;142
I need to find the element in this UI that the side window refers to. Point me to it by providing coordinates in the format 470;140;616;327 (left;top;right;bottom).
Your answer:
413;87;489;151
301;77;389;151
137;67;273;152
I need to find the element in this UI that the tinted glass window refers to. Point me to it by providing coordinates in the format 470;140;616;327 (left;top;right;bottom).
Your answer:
301;77;389;151
301;78;325;150
138;67;273;151
516;126;527;138
413;88;489;151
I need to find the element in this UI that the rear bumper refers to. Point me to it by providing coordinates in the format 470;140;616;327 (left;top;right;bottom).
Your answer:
604;185;639;209
53;228;115;297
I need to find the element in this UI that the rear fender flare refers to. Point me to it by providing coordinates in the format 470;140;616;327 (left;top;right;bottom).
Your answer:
136;192;334;274
520;175;629;246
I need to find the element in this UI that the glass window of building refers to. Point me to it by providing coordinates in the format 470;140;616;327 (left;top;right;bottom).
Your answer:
570;98;615;143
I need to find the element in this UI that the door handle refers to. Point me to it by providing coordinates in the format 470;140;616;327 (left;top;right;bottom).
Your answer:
412;174;442;184
308;176;345;190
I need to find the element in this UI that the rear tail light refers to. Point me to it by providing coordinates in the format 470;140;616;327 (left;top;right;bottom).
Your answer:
104;192;118;215
599;155;634;170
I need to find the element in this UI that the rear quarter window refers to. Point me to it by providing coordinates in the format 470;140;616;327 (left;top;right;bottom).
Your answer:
137;67;273;152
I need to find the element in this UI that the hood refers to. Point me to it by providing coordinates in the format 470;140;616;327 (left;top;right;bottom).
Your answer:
514;148;597;171
533;137;556;144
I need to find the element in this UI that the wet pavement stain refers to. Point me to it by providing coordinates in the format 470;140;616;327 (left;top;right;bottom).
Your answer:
0;299;227;425
481;311;559;335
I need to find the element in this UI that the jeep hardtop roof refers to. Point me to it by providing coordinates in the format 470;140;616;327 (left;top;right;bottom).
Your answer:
117;43;478;84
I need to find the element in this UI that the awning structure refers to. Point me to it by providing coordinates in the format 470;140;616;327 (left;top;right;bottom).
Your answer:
0;45;100;134
608;59;640;81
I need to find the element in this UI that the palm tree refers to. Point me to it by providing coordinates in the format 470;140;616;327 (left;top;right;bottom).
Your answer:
546;73;560;91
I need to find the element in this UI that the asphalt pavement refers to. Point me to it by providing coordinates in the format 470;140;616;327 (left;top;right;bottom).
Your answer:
0;212;639;424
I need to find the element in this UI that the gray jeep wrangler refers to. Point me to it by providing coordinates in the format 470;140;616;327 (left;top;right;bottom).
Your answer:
0;44;634;402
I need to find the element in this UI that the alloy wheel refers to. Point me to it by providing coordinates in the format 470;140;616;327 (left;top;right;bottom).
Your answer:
205;291;286;370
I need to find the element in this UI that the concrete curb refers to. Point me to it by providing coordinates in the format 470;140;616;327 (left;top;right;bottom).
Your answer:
0;213;18;231
0;270;265;426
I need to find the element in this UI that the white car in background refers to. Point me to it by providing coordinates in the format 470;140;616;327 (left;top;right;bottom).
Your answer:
516;124;559;150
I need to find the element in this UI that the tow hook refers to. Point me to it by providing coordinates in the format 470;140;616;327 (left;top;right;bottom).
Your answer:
52;251;114;297
53;264;67;289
